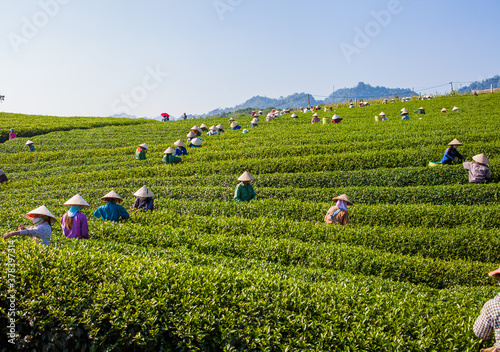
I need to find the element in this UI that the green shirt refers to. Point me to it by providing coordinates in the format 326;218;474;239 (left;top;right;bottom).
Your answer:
135;149;147;160
162;154;182;164
234;182;256;202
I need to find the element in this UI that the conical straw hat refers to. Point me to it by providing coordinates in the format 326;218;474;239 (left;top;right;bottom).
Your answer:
200;124;207;128
216;124;224;129
251;118;258;124
24;205;57;225
418;107;424;110
229;118;235;122
448;139;463;146
379;112;386;116
332;194;353;206
237;171;255;182
25;140;34;145
333;114;340;120
191;125;200;131
209;125;217;130
101;190;123;201
230;121;238;128
441;108;447;112
313;113;319;117
400;108;408;114
291;113;298;117
164;147;175;154
63;194;90;207
452;106;459;111
187;131;196;138
174;139;185;147
191;138;202;146
472;153;489;164
134;185;154;198
139;143;149;150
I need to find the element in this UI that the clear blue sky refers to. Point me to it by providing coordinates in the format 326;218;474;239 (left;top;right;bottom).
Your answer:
1;0;499;119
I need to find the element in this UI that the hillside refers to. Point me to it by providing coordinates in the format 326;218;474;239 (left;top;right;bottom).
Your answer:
458;75;500;93
1;93;499;351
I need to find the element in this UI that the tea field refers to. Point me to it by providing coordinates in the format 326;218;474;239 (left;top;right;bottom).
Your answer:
1;93;500;351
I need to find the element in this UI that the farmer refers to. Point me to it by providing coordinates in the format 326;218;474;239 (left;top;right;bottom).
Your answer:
182;113;187;120
8;129;16;140
26;140;35;152
0;170;8;184
191;126;202;137
234;171;256;202
174;139;188;156
231;121;241;130
216;124;225;133
61;194;89;239
291;113;298;119
401;108;409;120
332;114;343;124
463;154;491;184
441;108;447;113
186;131;196;143
311;113;320;123
415;107;425;114
474;266;500;352
163;147;182;164
250;118;259;127
207;126;218;136
94;191;130;222
200;124;208;132
135;143;148;160
441;139;465;165
189;138;202;148
2;205;56;245
132;186;154;212
452;106;459;112
324;194;353;226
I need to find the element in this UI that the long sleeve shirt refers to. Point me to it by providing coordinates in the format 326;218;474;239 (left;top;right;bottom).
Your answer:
324;206;349;225
135;149;147;160
9;132;16;140
19;220;51;245
474;293;500;349
463;162;491;183
163;154;182;164
133;197;154;211
234;182;256;202
174;146;188;156
61;212;89;239
441;147;464;164
28;145;35;152
94;202;130;222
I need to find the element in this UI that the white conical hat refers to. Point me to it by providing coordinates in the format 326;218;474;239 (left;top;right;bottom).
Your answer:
251;118;258;124
313;113;319;117
230;121;239;128
333;114;341;120
291;113;298;117
229;118;235;122
187;131;196;138
191;125;200;131
174;139;185;147
418;107;424;110
441;108;447;112
401;108;408;113
101;190;123;201
63;194;90;207
237;171;255;182
191;138;202;146
209;125;217;130
332;194;353;206
134;185;154;198
163;147;175;154
258;110;263;113
216;124;224;129
452;106;459;111
139;143;149;150
472;153;489;164
448;138;463;146
379;112;386;116
200;123;207;128
25;140;34;145
24;205;57;225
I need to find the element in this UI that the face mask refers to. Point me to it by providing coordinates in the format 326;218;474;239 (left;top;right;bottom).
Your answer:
32;217;44;225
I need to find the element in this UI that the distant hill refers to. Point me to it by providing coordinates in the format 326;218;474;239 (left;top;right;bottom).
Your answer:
204;82;415;117
458;75;500;93
110;113;166;121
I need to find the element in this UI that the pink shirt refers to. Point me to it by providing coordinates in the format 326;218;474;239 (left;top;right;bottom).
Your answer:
9;132;16;140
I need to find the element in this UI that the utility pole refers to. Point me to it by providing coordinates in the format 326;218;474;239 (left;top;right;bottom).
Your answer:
450;82;454;93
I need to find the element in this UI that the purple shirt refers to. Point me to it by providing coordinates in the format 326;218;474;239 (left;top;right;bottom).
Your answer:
9;132;16;140
61;212;89;239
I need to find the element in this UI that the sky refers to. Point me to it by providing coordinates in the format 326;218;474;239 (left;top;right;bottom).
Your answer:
0;0;499;119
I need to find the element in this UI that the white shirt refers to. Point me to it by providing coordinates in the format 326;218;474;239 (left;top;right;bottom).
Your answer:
20;218;52;245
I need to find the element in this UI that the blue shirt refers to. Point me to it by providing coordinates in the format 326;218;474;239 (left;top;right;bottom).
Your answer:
441;147;464;164
232;126;242;130
94;202;130;222
175;146;187;156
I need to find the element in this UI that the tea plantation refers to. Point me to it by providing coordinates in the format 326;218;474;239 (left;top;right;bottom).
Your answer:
1;93;499;351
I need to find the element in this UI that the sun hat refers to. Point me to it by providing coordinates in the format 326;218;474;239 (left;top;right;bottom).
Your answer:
200;124;207;129
191;138;202;146
174;139;185;147
191;125;200;131
24;205;57;225
448;139;463;146
313;113;319;117
472;153;489;164
101;190;123;202
25;140;34;145
230;121;239;128
452;106;459;112
139;143;149;150
209;125;217;131
333;114;341;120
418;107;424;110
291;113;298;118
441;108;447;113
163;147;175;154
237;171;255;182
332;194;353;206
216;124;224;129
229;118;235;122
400;108;408;114
63;194;90;207
251;118;258;124
187;131;196;138
242;129;249;134
379;112;386;116
134;185;154;198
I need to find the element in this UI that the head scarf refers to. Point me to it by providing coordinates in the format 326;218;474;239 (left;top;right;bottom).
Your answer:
336;200;348;211
68;205;81;217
